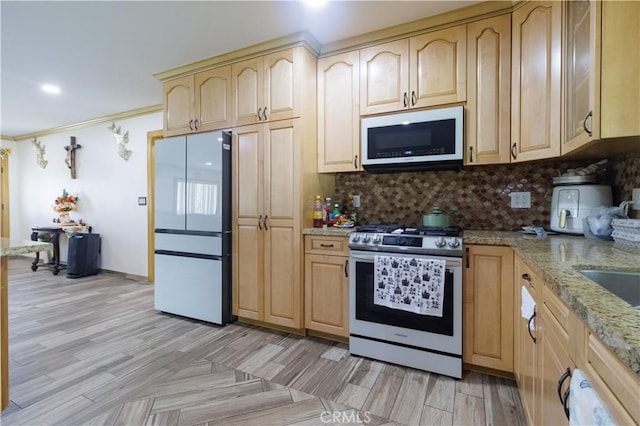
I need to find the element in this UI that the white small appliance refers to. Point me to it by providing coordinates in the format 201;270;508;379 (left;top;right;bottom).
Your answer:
550;185;612;234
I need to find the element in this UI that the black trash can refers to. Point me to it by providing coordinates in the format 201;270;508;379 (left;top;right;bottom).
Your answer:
66;233;101;278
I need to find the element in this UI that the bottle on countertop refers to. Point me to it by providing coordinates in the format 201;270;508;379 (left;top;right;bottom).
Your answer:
324;197;332;226
331;203;341;224
313;195;324;228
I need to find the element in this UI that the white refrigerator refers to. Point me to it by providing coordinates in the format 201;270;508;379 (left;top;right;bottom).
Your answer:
154;130;234;325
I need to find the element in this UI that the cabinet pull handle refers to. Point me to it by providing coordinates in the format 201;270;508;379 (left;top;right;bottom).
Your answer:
583;111;593;136
557;368;571;404
194;119;199;130
403;92;408;108
189;119;194;131
257;107;262;121
469;146;474;163
344;259;349;278
562;387;570;420
522;273;531;282
511;142;517;160
354;155;358;169
263;107;268;121
264;215;269;231
258;215;262;230
411;91;416;106
527;311;537;343
320;243;334;248
465;247;469;268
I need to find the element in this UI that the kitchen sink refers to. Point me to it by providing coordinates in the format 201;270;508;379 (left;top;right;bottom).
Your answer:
578;269;640;308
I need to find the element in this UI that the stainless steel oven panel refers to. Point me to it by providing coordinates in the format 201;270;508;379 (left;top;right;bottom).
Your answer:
349;250;462;355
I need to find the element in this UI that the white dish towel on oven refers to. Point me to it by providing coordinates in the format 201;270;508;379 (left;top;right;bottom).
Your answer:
374;255;446;317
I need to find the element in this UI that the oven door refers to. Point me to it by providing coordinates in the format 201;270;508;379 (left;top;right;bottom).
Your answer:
349;250;462;355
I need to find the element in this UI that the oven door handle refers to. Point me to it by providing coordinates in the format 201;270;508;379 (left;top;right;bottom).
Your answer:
349;252;462;268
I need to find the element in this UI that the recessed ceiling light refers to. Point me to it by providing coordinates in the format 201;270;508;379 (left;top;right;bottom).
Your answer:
41;84;61;94
303;0;327;8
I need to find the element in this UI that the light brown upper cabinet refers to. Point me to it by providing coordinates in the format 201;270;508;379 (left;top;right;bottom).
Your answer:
232;47;310;127
511;1;562;162
360;25;467;116
465;14;511;165
317;51;362;173
162;66;232;137
562;0;640;155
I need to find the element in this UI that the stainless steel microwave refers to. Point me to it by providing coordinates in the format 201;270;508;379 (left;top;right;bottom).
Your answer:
361;106;463;173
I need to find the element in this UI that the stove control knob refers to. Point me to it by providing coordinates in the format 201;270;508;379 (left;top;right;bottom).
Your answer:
352;234;361;243
435;237;447;248
372;235;382;244
362;234;371;243
447;238;460;248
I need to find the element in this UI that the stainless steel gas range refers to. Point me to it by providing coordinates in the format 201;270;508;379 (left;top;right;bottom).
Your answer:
348;224;463;378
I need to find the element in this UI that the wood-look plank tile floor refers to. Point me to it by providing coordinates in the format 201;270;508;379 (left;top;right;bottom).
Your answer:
1;258;526;425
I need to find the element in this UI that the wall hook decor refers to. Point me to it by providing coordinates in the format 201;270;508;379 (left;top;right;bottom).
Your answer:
31;137;48;169
64;136;81;179
108;122;132;161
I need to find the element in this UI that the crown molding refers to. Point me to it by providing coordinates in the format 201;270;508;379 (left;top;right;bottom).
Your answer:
319;1;515;57
154;30;322;82
11;104;162;142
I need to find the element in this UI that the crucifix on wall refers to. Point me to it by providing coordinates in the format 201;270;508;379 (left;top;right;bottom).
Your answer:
64;136;82;179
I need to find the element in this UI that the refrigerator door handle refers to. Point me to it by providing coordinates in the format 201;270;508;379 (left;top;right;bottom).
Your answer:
155;249;224;261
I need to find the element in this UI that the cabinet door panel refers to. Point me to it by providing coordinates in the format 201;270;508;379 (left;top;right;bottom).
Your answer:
234;224;262;320
265;122;297;222
360;40;409;115
463;245;513;372
466;15;511;165
196;67;232;131
512;2;561;162
305;254;349;337
265;226;300;328
234;126;262;219
163;76;194;137
233;59;262;126
317;52;361;173
411;26;467;108
264;50;295;121
540;305;572;426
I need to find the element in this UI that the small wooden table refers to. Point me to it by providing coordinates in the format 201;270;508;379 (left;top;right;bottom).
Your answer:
30;227;66;275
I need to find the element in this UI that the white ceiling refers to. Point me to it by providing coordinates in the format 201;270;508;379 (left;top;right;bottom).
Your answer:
1;0;482;138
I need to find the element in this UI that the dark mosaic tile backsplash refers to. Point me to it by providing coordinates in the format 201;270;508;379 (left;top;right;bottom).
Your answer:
334;153;640;230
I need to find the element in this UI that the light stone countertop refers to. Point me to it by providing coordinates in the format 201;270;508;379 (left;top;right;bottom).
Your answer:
1;238;52;257
464;230;640;377
302;227;355;237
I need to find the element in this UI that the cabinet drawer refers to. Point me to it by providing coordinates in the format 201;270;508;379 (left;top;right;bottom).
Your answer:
542;285;569;334
304;235;349;256
583;332;640;424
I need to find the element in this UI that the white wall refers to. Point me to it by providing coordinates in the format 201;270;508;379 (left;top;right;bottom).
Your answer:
9;112;162;276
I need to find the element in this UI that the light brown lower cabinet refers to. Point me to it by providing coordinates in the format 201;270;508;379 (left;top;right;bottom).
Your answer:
513;253;540;426
304;235;349;338
463;245;514;373
512;254;640;426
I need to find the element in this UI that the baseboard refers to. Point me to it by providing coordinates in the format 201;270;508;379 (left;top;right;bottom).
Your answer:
13;254;150;283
